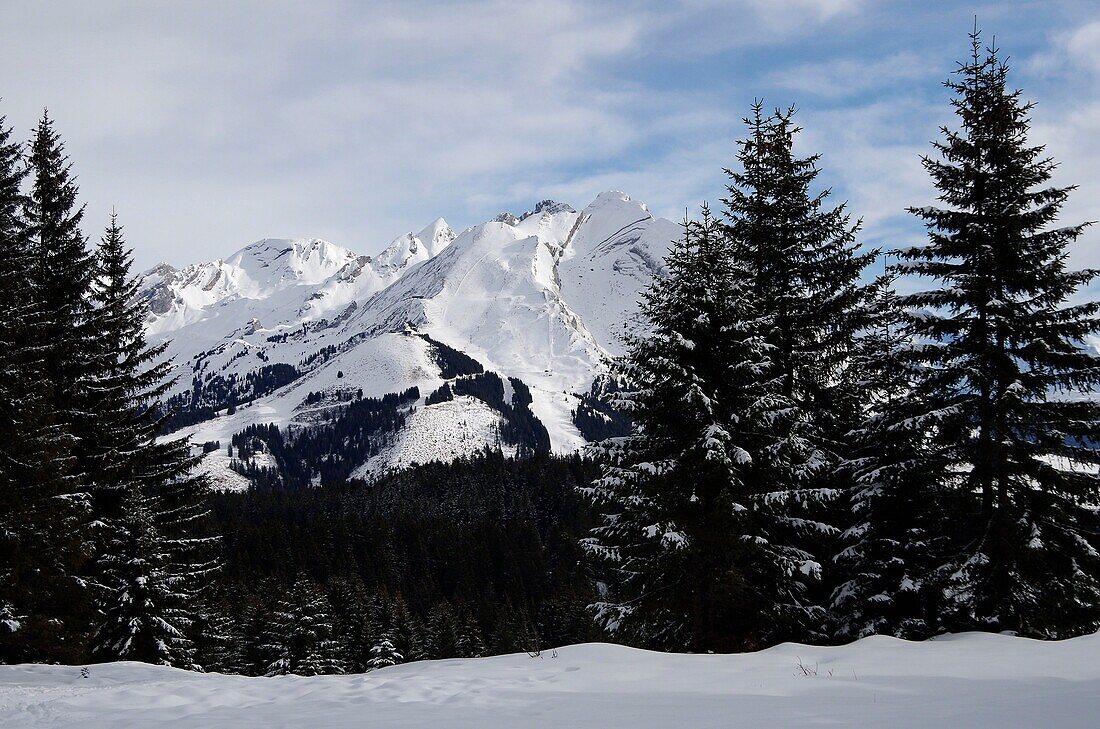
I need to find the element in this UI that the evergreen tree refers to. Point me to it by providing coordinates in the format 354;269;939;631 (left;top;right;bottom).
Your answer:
24;110;94;420
90;488;198;667
231;598;275;676
328;577;374;673
426;601;461;658
263;578;347;676
583;208;810;652
194;596;244;674
897;30;1100;637
722;104;878;633
367;598;407;668
455;605;486;658
714;103;882;641
367;631;403;670
829;275;947;639
0;112;93;664
0;112;35;658
723;102;876;450
388;594;425;664
0;117;34;464
86;214;218;667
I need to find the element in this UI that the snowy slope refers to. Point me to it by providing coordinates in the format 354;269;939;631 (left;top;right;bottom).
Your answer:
3;632;1099;728
142;193;676;478
557;191;677;357
352;395;517;478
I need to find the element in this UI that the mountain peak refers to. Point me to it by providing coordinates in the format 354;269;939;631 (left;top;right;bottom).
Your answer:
416;218;456;256
523;200;576;219
587;190;644;210
374;218;455;272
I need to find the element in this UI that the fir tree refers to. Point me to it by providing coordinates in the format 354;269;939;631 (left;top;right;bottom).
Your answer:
0;111;36;659
328;577;374;673
24;110;94;418
194;596;244;674
898;30;1100;637
583;208;809;651
90;488;198;667
0;112;93;664
229;597;274;676
426;601;461;658
829;275;947;639
263;578;347;676
388;594;424;664
455;606;486;658
721;104;876;642
723;103;876;449
86;214;217;667
367;632;403;670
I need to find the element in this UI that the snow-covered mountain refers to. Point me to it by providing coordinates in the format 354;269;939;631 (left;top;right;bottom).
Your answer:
141;192;678;485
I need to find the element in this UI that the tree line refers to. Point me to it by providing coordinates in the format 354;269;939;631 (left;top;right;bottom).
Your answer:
582;31;1100;651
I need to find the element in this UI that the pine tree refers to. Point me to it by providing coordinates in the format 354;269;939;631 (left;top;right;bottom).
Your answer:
720;104;876;642
367;631;403;671
263;578;347;676
86;214;217;667
356;591;410;670
231;597;274;676
583;208;809;652
455;605;486;658
0;116;34;449
829;275;947;639
194;596;243;674
426;601;461;658
0;112;36;659
0;112;93;664
723;103;876;447
897;30;1100;637
24;110;94;419
388;594;424;664
90;488;198;667
328;577;374;673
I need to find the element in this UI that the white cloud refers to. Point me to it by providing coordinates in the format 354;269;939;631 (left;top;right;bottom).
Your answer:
0;0;651;266
1031;101;1100;273
1065;20;1100;73
766;52;931;98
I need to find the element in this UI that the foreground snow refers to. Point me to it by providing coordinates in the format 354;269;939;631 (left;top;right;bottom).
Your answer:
2;633;1098;728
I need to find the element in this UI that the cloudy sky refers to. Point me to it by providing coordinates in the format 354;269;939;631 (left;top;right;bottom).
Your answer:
3;0;1099;273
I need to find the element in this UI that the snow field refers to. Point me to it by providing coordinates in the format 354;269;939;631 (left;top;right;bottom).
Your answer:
2;632;1098;728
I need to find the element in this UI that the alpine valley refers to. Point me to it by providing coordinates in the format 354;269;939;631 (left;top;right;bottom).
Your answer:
140;192;678;489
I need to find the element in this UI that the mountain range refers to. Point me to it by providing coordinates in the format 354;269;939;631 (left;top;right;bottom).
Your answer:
139;191;679;488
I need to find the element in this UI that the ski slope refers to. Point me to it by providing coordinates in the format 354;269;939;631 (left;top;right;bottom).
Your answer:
2;632;1098;728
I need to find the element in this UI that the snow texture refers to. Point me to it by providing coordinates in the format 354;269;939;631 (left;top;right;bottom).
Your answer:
352;396;517;478
2;632;1098;727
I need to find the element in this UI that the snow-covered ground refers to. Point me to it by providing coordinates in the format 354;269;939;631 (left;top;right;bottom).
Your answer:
2;633;1098;728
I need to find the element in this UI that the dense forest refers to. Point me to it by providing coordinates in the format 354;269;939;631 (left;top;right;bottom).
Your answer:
199;454;599;674
2;28;1099;674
